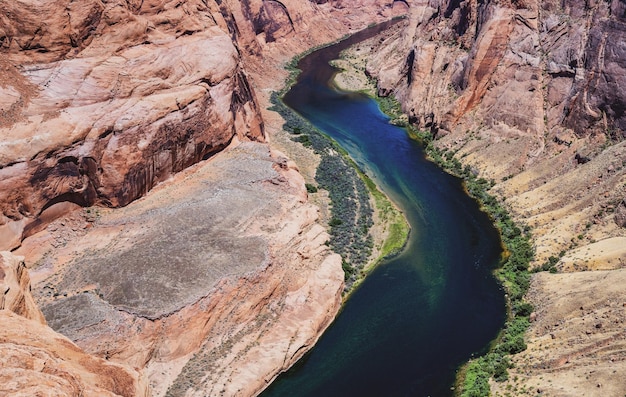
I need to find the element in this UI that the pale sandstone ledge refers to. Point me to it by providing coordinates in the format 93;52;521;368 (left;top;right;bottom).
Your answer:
16;142;343;396
0;251;148;397
0;251;45;323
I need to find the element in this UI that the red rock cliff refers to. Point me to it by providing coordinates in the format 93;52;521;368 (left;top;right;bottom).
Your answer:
2;1;405;396
0;0;408;251
360;0;626;394
0;0;265;250
368;0;626;138
365;0;626;251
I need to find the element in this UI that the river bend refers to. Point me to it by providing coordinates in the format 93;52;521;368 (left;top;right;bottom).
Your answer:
262;24;506;397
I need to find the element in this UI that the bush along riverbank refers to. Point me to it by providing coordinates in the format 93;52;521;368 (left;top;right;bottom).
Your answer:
269;49;409;293
269;90;408;293
374;96;535;396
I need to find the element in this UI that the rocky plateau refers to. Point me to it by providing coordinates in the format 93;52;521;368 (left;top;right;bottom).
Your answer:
18;141;345;396
0;251;148;396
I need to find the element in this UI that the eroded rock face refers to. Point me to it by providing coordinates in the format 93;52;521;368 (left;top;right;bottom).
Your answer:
0;0;409;252
0;0;265;251
0;311;149;397
363;0;626;259
368;0;626;153
492;269;626;397
0;251;44;323
24;143;343;396
360;0;626;394
2;1;404;396
0;251;148;397
616;199;626;228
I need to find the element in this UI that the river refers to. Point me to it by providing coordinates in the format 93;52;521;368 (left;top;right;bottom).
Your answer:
261;23;506;397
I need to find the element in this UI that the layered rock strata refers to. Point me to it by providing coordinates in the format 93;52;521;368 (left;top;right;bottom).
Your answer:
365;0;626;259
0;251;148;397
0;0;264;251
492;268;626;396
0;0;407;247
18;142;343;396
0;251;45;322
2;0;408;396
356;0;626;394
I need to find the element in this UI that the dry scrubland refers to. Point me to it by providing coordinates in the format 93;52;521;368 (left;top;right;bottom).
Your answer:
17;142;345;396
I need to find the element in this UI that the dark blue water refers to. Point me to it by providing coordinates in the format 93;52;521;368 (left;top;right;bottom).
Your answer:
261;25;506;397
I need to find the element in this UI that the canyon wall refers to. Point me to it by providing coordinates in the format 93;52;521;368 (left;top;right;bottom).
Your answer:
4;0;623;394
0;0;266;251
362;0;626;394
369;0;626;140
1;0;403;396
366;0;626;258
0;0;406;251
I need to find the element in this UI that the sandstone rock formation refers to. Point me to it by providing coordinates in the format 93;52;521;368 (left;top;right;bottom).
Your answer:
351;0;624;261
0;251;44;322
0;251;148;397
1;0;405;396
18;142;343;396
0;0;408;244
357;0;626;394
369;0;626;139
0;0;265;251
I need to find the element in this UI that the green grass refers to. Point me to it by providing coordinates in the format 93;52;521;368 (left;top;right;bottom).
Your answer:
381;221;409;257
361;173;409;258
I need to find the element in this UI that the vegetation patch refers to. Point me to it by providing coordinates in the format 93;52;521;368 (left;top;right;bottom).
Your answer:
270;92;375;289
360;172;408;259
269;53;408;293
376;95;409;127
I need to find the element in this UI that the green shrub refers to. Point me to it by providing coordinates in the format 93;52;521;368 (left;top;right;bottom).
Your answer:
461;359;491;397
305;183;318;193
295;135;312;147
341;260;355;281
329;218;343;227
513;301;533;317
270;88;375;285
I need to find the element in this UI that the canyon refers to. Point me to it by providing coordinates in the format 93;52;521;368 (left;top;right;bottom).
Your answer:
0;0;403;396
346;0;626;395
1;0;625;396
